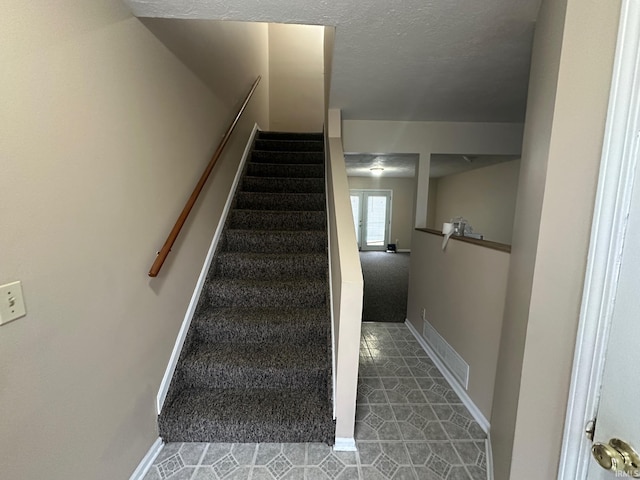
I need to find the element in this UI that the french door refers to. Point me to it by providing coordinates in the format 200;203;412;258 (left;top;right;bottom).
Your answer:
349;190;391;251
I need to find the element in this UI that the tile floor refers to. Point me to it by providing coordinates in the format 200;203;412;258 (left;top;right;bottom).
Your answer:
144;322;488;480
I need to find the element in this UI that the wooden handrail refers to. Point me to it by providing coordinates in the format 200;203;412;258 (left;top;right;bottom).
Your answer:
148;76;262;277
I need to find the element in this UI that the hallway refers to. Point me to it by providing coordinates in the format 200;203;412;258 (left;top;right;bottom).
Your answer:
360;252;411;323
144;323;487;479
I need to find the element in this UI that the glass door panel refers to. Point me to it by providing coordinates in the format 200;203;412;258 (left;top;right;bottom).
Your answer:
365;195;388;247
350;190;391;251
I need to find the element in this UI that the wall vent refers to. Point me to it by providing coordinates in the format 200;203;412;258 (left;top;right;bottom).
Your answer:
422;318;469;389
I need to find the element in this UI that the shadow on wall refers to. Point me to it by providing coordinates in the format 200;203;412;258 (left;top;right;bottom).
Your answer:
141;18;327;134
427;157;521;244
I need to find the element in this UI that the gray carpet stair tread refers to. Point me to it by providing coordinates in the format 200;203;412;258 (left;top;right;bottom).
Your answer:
194;307;329;344
180;343;329;390
235;192;325;211
247;162;324;178
242;176;325;193
254;139;324;152
208;278;327;308
251;150;324;164
159;388;334;443
229;209;326;231
222;229;327;253
214;252;327;279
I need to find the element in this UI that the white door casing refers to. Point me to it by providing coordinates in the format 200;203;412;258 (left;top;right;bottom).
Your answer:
559;0;640;478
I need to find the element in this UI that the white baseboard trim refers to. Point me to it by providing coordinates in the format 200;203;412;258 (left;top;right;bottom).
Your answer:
156;123;259;413
486;434;494;480
333;437;357;452
130;437;163;480
404;319;490;433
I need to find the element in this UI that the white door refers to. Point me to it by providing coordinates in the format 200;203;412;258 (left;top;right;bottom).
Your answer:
586;169;640;479
560;3;640;478
349;190;391;251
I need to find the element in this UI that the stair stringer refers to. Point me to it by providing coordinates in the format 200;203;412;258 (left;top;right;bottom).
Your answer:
156;123;260;413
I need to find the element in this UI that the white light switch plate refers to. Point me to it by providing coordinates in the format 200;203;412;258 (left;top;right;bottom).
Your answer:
0;281;26;326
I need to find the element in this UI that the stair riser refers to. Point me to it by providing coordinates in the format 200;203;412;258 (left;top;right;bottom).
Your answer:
159;421;334;444
222;231;327;253
207;282;326;308
251;151;324;164
242;177;325;193
235;192;325;211
180;364;329;391
214;254;327;280
229;210;326;231
254;139;324;152
193;307;329;345
246;163;324;179
196;321;328;345
257;132;323;141
158;388;335;444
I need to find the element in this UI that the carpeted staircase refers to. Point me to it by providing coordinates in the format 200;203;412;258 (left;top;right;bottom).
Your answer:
158;131;335;444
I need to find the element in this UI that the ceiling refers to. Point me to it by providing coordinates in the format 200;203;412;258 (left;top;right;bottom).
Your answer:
345;153;418;178
123;0;541;123
430;154;521;178
345;153;520;179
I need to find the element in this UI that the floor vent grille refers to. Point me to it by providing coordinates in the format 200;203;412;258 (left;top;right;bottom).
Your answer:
422;317;469;389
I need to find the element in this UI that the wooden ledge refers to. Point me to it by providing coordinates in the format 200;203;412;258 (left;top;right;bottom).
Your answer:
416;228;511;253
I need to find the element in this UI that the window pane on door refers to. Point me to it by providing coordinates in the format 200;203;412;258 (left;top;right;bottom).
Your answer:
350;195;360;244
366;196;387;246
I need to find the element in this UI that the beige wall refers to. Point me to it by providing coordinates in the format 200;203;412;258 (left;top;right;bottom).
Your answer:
407;231;510;418
342;121;524;229
0;3;268;479
347;176;417;250
427;178;439;228
490;0;621;478
433;160;521;244
141;18;269;107
489;0;567;474
323;27;335;114
269;23;325;132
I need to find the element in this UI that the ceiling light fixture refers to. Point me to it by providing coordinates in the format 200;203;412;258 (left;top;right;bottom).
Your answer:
370;166;384;176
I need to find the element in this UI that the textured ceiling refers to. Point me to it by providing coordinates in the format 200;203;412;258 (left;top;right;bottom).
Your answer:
429;154;521;178
124;0;541;122
345;153;418;178
345;153;520;178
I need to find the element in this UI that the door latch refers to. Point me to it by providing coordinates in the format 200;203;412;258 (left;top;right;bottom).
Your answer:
585;419;596;441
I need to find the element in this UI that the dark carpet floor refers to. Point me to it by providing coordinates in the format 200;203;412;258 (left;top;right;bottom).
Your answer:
360;251;410;323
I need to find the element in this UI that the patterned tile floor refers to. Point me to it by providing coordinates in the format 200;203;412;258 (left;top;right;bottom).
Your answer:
144;322;488;480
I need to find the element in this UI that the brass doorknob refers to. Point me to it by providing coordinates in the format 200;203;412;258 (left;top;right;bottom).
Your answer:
592;438;640;477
